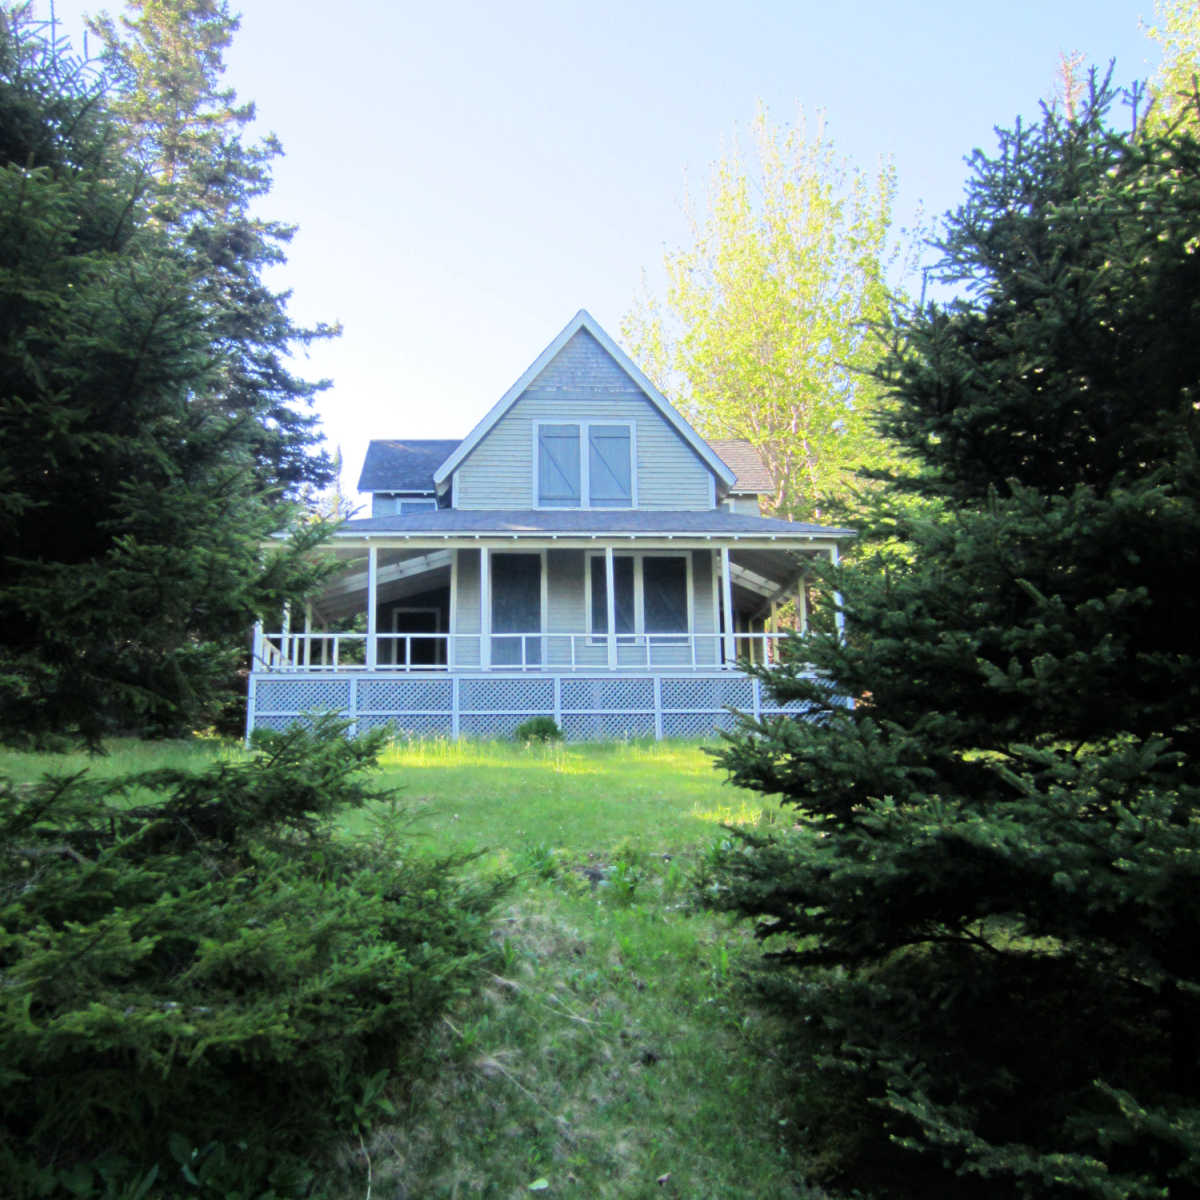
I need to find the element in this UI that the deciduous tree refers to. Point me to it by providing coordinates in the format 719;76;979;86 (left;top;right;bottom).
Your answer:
1146;0;1200;129
623;108;905;520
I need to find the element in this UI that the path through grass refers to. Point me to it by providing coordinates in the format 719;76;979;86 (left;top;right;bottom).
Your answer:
337;740;823;1199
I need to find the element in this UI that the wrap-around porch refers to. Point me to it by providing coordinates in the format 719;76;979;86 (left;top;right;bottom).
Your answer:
246;530;845;741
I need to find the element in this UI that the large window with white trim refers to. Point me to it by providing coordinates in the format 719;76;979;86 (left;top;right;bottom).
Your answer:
536;422;634;508
587;552;690;643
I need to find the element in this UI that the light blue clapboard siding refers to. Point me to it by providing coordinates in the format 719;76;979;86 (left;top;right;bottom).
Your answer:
453;330;713;510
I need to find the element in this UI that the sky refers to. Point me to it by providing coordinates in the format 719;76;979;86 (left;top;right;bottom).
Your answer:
34;0;1163;504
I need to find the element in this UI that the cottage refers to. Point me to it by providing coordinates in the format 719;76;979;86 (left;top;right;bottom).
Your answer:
246;311;852;740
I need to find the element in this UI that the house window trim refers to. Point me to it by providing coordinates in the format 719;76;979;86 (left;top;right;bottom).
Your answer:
584;550;694;642
531;420;638;510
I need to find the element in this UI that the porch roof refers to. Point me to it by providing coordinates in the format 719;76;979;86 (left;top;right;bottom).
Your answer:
332;508;853;542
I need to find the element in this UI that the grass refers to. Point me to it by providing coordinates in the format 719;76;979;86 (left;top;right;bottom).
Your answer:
334;739;821;1199
0;734;241;783
343;737;784;862
1;734;825;1198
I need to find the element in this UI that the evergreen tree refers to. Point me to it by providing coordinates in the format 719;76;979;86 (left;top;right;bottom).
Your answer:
0;9;329;743
707;81;1200;1199
88;0;335;496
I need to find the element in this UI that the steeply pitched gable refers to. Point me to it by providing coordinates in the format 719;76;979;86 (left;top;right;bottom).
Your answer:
433;311;735;490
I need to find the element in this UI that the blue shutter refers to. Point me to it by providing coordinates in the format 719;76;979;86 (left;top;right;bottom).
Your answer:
538;425;580;506
588;426;631;507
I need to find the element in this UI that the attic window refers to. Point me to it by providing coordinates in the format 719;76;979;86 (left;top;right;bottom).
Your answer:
536;422;634;508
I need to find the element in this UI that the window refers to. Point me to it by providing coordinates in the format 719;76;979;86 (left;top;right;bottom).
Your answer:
373;495;437;515
589;556;635;639
537;425;580;506
588;553;689;641
536;422;634;508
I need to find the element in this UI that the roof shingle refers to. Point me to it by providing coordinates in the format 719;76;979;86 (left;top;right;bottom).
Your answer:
706;439;774;494
356;440;461;493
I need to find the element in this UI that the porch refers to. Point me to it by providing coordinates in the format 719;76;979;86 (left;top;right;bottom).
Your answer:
245;523;846;742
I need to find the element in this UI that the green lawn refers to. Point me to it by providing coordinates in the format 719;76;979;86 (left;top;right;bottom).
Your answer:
348;737;782;862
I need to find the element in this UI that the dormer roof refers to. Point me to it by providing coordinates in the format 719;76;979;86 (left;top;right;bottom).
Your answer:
705;439;774;495
357;439;462;493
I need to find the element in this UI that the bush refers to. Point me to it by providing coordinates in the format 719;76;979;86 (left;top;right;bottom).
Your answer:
514;716;563;744
0;717;507;1197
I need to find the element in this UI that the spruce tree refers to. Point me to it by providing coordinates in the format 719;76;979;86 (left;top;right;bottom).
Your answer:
0;10;329;743
708;80;1200;1199
88;0;335;496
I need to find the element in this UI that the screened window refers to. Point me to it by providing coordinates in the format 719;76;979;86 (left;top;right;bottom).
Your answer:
643;557;688;633
589;554;688;640
537;423;633;508
492;553;542;666
589;556;635;638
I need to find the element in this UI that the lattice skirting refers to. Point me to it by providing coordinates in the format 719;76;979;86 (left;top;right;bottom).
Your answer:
246;672;826;743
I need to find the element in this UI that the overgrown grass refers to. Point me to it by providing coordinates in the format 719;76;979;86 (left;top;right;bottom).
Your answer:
330;738;822;1198
0;734;240;782
1;734;825;1197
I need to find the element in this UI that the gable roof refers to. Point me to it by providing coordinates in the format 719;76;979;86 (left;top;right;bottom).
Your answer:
432;310;737;489
357;439;462;493
706;439;774;494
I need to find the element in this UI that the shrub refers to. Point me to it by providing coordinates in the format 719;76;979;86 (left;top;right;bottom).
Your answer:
0;717;507;1197
514;716;563;744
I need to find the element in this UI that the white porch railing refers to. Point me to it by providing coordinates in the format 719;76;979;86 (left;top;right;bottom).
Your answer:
252;629;795;674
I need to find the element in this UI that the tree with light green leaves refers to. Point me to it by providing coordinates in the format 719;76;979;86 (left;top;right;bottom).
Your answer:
1145;0;1200;129
624;108;906;521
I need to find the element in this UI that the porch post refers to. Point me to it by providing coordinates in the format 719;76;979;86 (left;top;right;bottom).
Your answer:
366;546;378;670
252;619;264;669
303;603;312;668
768;600;778;664
604;546;616;670
281;601;291;669
797;575;808;634
829;544;845;640
479;546;491;670
720;547;735;665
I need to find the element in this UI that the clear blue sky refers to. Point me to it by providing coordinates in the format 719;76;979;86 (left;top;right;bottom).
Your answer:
37;0;1161;503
